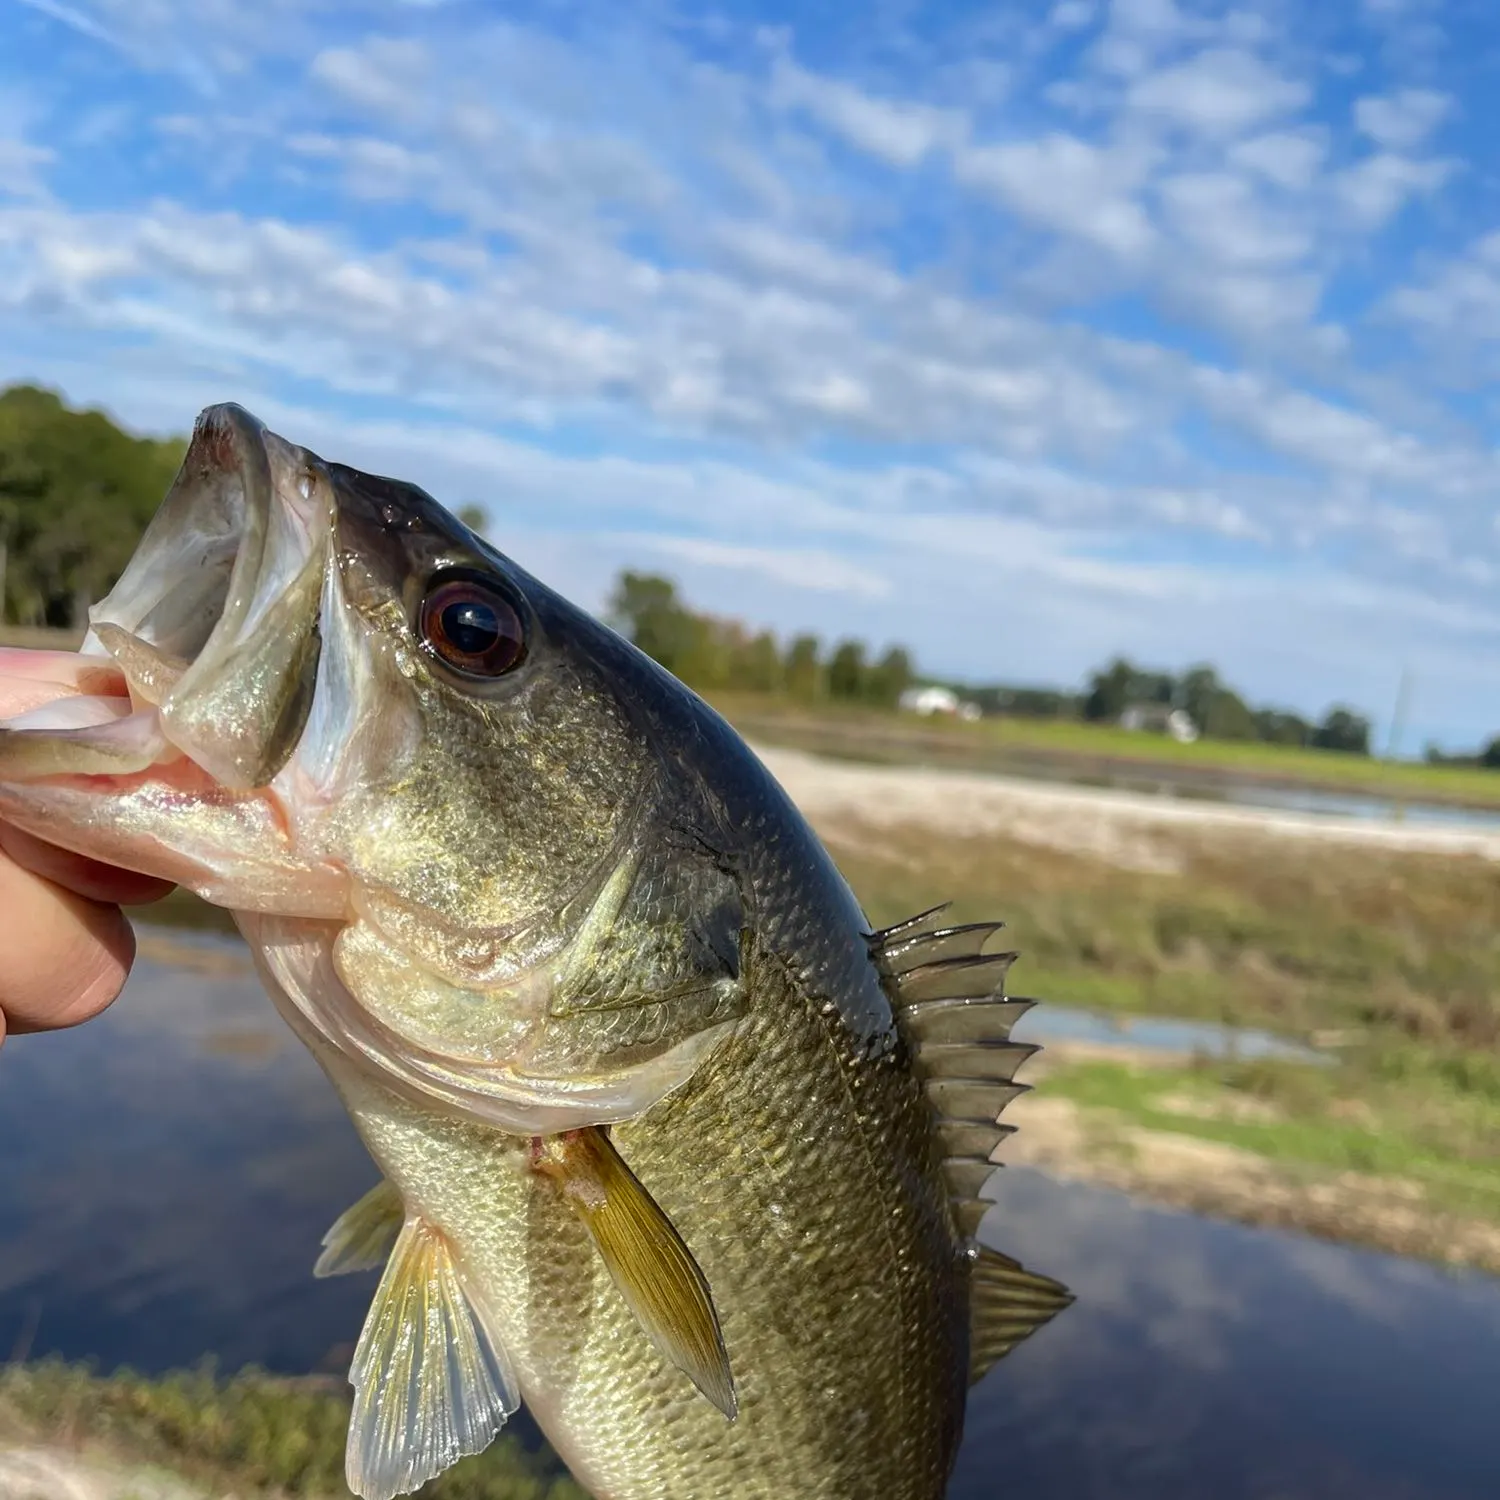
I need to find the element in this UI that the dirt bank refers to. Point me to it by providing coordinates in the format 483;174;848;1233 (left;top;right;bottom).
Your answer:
752;743;1500;873
1002;1051;1500;1276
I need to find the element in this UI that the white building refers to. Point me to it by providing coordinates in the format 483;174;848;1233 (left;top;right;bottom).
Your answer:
899;685;982;721
1120;702;1199;743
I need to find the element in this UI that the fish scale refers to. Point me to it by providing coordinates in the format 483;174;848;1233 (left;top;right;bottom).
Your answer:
328;926;961;1500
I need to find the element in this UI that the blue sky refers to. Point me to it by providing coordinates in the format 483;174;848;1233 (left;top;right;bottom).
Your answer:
3;0;1500;750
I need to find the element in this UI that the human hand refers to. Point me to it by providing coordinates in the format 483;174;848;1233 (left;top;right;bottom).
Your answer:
0;655;174;1048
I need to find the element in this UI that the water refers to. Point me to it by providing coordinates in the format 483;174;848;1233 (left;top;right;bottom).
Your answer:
1013;1005;1329;1065
3;935;1498;1498
1142;777;1500;832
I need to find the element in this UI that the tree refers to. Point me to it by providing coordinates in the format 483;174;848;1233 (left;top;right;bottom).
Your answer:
735;630;782;693
827;639;867;701
1200;687;1257;741
1254;709;1311;747
784;634;823;702
0;385;185;627
1084;657;1170;721
866;645;914;708
1481;737;1500;769
456;504;487;534
1311;707;1371;756
1175;664;1221;731
1084;658;1135;722
605;571;700;676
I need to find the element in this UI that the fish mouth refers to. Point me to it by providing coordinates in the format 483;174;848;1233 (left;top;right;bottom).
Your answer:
0;404;335;792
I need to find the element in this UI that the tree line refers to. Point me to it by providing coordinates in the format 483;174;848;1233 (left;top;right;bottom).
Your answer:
606;571;916;706
0;385;185;628
1077;657;1373;755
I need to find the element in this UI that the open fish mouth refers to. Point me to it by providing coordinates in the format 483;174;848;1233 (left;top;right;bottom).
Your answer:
0;404;334;794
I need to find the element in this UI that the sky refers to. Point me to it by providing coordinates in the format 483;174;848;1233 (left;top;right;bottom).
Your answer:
2;0;1499;751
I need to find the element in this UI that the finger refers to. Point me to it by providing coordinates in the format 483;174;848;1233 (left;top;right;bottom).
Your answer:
0;841;136;1036
0;824;174;907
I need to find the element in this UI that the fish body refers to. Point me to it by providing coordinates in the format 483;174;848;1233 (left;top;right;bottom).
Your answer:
0;406;1069;1500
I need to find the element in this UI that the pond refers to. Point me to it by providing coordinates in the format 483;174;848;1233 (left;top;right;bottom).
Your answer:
2;932;1497;1499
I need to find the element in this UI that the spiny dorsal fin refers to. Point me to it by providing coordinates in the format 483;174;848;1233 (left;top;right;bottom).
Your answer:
315;1179;404;1278
968;1246;1074;1384
876;905;1042;1248
346;1215;518;1500
533;1126;737;1420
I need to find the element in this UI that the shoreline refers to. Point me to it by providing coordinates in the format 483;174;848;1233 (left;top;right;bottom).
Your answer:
1005;1046;1500;1278
751;742;1500;867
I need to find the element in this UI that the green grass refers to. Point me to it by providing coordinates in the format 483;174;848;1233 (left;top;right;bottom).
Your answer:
1040;1054;1500;1223
706;690;1500;809
0;1361;586;1499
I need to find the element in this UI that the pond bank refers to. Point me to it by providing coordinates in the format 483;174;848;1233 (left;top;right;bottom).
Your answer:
1007;1046;1500;1276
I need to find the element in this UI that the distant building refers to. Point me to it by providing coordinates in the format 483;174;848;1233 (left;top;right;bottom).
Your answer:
1119;702;1198;743
899;685;982;721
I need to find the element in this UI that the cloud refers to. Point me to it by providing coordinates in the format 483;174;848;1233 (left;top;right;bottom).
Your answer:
1;0;1497;746
1126;48;1310;138
1332;151;1454;229
1227;129;1327;191
956;133;1156;256
1385;231;1500;361
1353;87;1451;150
767;58;968;166
1157;173;1309;267
625;536;892;599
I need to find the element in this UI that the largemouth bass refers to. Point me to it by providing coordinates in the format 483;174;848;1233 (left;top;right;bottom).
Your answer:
0;405;1071;1500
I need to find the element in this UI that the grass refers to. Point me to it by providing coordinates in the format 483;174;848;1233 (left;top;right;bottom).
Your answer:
816;810;1500;1245
1039;1054;1500;1225
827;814;1500;1049
0;1360;586;1499
706;690;1500;810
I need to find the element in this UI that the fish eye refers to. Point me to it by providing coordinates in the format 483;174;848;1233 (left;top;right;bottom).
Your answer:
419;575;526;678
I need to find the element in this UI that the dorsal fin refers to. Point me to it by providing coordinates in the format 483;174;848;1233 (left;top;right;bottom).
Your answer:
875;905;1040;1246
967;1247;1075;1384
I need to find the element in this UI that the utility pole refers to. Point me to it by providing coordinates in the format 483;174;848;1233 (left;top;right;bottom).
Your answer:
1385;667;1413;761
1385;667;1413;825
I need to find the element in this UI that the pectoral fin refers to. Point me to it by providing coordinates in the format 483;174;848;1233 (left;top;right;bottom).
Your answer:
533;1126;737;1420
345;1215;518;1500
315;1179;404;1278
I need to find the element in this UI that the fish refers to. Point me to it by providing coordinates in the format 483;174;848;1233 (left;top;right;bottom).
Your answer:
0;404;1072;1500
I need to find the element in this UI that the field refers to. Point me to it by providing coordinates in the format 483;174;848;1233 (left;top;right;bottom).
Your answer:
707;690;1500;810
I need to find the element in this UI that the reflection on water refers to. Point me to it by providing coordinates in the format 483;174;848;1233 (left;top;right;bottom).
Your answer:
3;935;1498;1498
1013;1004;1329;1065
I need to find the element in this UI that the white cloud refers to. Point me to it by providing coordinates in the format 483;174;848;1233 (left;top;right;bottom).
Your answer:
1157;173;1309;267
1126;48;1310;138
1354;88;1451;150
629;536;892;599
310;42;428;121
1049;1;1096;30
956;133;1156;256
1386;231;1500;349
1089;0;1203;79
1228;129;1327;191
1332;151;1454;229
768;58;967;166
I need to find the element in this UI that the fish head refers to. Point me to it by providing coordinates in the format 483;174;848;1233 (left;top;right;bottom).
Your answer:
0;405;746;1131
